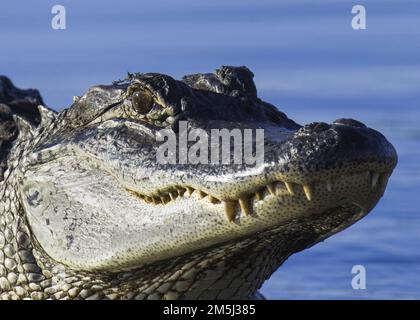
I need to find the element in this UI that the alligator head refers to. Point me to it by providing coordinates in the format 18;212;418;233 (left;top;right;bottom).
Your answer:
0;66;397;299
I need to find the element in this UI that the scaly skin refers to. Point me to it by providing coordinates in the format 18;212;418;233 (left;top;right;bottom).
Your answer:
0;66;397;299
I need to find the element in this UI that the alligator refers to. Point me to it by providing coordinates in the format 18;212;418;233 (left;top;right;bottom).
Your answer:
0;66;397;300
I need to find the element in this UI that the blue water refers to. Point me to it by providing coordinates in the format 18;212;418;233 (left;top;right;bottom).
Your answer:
1;0;419;299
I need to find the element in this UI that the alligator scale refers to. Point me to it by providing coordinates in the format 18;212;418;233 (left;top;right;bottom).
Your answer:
0;66;397;300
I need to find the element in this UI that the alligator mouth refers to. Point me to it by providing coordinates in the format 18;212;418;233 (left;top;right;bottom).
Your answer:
126;170;391;222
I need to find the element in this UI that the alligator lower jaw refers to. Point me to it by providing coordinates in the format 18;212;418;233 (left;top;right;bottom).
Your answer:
126;170;391;222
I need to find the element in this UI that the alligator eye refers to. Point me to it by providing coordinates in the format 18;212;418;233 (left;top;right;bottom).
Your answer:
132;90;154;114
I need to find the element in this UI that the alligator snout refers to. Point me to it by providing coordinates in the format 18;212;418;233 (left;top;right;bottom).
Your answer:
333;118;367;128
330;121;397;168
277;119;397;178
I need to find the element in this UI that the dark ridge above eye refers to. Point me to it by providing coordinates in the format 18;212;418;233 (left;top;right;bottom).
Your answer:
62;66;300;129
129;73;191;115
183;65;257;99
121;67;299;129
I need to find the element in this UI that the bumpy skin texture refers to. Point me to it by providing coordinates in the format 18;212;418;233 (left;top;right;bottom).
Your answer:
0;77;43;181
0;66;397;300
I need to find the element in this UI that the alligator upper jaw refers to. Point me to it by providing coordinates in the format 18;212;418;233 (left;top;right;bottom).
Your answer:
21;110;397;271
20;138;395;272
125;168;392;223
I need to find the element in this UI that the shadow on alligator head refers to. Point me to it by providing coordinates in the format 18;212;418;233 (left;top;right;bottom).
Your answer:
0;66;397;299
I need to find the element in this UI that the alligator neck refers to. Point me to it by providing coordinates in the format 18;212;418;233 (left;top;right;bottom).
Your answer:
0;130;54;299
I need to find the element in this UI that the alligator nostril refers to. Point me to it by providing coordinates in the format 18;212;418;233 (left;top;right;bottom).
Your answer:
300;122;330;133
333;118;367;128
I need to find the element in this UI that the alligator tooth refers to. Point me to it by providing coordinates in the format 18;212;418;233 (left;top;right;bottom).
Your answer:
160;196;170;204
208;196;220;204
371;172;380;189
169;192;178;201
326;180;332;192
224;201;237;222
274;181;284;195
379;172;390;189
284;182;295;195
198;190;207;199
177;187;186;197
152;197;161;205
302;184;312;201
255;191;263;201
267;183;276;195
238;197;252;216
186;187;194;196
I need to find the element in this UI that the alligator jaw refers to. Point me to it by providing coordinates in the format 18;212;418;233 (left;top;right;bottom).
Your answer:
126;170;391;223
